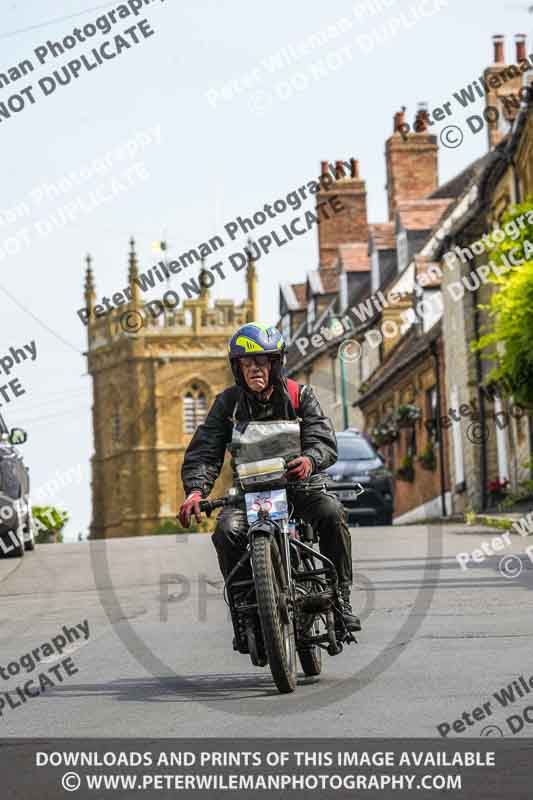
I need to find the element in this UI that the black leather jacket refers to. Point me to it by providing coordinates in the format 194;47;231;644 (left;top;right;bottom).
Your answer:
181;380;338;498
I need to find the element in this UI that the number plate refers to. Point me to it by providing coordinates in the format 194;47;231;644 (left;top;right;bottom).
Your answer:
245;488;288;523
337;490;360;500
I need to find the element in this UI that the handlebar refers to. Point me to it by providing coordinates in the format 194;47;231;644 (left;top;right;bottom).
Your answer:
198;496;233;517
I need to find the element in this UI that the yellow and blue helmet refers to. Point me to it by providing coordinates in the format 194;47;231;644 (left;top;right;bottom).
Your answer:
228;323;286;386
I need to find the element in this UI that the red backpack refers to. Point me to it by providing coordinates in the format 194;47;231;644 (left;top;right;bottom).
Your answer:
286;378;300;412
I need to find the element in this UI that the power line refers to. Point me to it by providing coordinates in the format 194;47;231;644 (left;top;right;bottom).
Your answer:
0;3;118;41
0;281;82;354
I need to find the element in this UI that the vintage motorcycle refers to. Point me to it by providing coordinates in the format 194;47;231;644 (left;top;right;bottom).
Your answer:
196;448;365;694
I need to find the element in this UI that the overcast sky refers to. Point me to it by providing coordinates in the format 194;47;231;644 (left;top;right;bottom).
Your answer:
1;0;531;538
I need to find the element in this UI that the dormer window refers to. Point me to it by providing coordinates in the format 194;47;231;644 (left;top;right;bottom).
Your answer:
397;229;408;272
307;298;315;333
281;313;291;344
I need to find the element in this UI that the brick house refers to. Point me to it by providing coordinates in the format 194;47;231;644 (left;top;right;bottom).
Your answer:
280;33;533;520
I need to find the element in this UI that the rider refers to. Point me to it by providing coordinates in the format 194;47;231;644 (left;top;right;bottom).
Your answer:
179;323;360;632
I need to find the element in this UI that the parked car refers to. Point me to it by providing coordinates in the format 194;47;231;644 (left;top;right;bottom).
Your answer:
0;414;35;556
326;430;394;525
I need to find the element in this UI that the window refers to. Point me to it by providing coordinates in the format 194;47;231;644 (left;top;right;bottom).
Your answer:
307;298;315;332
281;313;291;344
183;388;207;433
339;272;348;311
337;435;376;461
426;386;439;441
397;229;408;272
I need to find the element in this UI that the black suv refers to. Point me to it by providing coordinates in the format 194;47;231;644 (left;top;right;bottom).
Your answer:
0;413;34;556
326;430;394;525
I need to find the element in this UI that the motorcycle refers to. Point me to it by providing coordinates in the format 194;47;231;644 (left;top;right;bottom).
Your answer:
193;455;364;694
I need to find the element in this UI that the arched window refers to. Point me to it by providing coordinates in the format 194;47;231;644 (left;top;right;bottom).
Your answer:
183;387;207;433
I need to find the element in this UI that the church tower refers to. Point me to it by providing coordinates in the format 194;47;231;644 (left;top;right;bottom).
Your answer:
84;240;258;538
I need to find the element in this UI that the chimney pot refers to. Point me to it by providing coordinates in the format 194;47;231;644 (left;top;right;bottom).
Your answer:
393;107;406;133
515;33;527;62
414;102;430;132
321;160;329;177
350;158;359;178
335;160;345;179
493;34;505;64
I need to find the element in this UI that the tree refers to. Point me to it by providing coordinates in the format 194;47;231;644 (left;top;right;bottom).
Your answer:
32;506;69;543
473;201;533;408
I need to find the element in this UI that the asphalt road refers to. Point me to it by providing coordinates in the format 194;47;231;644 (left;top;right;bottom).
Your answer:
0;523;532;738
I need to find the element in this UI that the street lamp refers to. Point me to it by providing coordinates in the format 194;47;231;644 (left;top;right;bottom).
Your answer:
328;314;354;430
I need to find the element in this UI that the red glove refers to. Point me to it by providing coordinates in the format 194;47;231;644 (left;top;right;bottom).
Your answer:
179;491;202;527
286;456;313;481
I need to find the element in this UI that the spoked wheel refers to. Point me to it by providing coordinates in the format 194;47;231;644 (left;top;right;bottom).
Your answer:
252;535;296;694
297;557;323;677
297;616;322;677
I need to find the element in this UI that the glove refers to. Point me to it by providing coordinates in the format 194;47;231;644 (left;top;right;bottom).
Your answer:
286;456;313;481
179;491;202;527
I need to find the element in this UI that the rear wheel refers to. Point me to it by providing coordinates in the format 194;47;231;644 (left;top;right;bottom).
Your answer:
297;556;322;677
297;618;322;676
252;535;296;694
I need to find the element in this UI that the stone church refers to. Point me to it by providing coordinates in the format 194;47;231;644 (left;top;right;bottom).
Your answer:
83;240;257;538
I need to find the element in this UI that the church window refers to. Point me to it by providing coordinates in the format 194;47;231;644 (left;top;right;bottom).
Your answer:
183;388;207;433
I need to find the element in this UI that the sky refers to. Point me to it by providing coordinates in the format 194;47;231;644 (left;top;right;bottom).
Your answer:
0;0;532;538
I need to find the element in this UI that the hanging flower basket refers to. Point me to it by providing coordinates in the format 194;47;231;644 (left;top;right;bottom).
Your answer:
394;404;422;429
396;454;415;482
371;416;399;447
418;441;436;471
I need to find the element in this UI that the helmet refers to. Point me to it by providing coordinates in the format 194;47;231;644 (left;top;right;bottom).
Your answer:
228;323;286;387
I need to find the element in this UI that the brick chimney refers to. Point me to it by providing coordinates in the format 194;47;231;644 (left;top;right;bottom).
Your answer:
385;104;438;220
317;157;368;269
483;34;528;150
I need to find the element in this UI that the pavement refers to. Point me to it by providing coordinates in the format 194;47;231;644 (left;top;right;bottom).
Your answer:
0;522;532;738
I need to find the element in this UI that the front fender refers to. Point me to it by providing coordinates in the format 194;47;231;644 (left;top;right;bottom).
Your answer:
248;517;280;538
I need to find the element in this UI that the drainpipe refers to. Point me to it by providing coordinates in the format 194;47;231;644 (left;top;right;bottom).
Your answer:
472;283;488;510
430;339;447;517
339;351;349;430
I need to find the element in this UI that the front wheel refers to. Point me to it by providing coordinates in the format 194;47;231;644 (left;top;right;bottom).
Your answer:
252;535;296;694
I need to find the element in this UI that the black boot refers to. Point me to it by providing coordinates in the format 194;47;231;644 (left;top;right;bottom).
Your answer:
339;583;361;632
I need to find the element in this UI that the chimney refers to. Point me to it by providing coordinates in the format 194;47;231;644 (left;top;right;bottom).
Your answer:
493;34;505;64
316;156;368;269
385;105;438;220
516;33;527;62
483;34;526;150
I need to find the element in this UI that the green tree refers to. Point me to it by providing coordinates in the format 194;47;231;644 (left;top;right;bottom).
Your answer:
32;506;69;543
472;200;533;408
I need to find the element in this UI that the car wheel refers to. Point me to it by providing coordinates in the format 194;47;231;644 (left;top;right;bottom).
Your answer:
376;512;393;526
24;517;35;551
3;524;25;558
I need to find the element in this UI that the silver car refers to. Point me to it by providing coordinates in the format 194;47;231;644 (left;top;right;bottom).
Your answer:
0;415;35;557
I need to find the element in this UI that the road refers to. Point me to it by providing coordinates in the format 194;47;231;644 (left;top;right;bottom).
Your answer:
0;522;531;738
